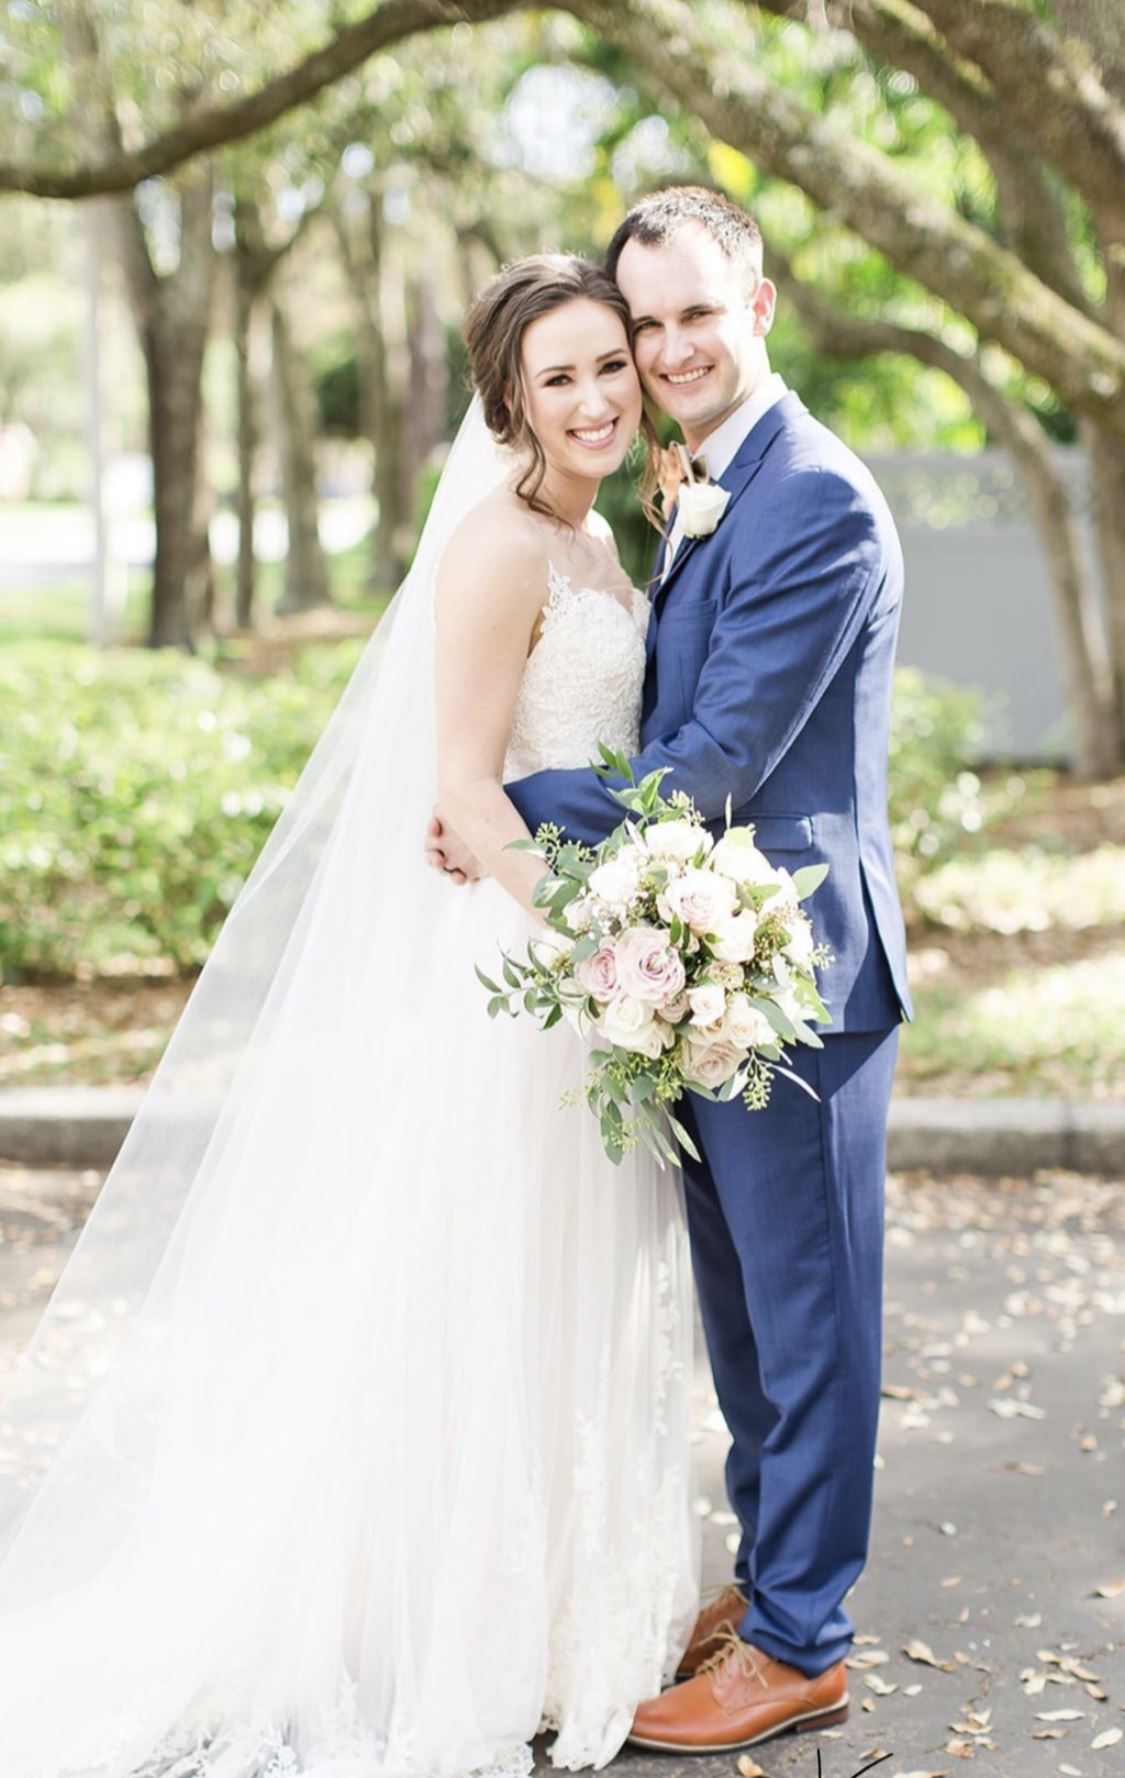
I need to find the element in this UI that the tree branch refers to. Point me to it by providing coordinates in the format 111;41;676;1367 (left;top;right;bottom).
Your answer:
565;0;1125;438
908;0;1125;232
0;0;526;198
765;0;1096;317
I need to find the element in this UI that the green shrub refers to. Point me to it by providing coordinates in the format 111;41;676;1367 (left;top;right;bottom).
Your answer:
1;643;991;982
888;668;990;880
0;640;362;980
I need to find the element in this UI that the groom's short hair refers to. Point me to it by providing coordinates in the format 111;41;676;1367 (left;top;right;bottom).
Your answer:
605;186;763;282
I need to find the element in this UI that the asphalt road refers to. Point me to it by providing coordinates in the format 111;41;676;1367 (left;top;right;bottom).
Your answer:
1;1165;1122;1778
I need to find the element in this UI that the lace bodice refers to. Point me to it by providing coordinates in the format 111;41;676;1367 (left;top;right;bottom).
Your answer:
504;563;650;779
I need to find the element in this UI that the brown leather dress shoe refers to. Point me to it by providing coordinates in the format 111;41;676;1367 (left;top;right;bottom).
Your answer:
629;1631;848;1751
676;1584;750;1679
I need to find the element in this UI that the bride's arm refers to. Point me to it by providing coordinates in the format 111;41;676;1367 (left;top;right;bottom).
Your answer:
434;520;551;919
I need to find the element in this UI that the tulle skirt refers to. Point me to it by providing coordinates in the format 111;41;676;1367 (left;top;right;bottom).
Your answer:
0;873;698;1778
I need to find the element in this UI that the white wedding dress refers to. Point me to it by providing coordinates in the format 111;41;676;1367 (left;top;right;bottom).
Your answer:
0;534;699;1777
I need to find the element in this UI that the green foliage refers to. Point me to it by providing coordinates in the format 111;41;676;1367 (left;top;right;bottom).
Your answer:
311;334;362;437
0;639;362;980
888;668;992;879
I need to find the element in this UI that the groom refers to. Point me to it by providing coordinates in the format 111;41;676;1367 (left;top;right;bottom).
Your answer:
431;186;911;1751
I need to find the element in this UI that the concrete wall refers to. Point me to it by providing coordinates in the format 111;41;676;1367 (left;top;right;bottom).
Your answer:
865;448;1097;763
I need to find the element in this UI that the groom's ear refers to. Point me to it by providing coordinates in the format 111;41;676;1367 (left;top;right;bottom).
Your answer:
750;276;778;336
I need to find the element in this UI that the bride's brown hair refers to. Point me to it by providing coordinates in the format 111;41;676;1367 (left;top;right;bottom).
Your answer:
465;253;660;522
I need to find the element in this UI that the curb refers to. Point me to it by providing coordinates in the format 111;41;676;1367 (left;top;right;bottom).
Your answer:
0;1086;1122;1177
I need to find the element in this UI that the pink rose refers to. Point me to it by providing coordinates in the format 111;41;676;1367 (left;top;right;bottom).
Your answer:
615;925;687;1006
658;990;691;1025
575;939;619;1002
657;868;736;935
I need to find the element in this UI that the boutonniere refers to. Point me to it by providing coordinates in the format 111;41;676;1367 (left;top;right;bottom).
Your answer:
670;442;731;538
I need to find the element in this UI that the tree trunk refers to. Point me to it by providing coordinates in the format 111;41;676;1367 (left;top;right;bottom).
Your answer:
1084;424;1125;749
143;308;210;648
331;193;410;593
233;256;258;630
269;295;330;615
405;276;449;487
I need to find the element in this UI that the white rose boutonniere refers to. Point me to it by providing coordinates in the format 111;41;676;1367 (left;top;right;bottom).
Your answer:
671;440;731;539
679;478;731;538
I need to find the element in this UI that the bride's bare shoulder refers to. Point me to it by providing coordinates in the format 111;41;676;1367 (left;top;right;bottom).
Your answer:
438;490;548;600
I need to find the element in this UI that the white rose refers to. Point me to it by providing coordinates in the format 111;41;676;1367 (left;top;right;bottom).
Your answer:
722;992;775;1051
679;480;731;538
587;854;641;911
530;930;574;970
708;909;759;963
710;830;778;887
769;867;800;918
657;868;736;935
644;820;712;863
784;912;816;968
599;992;669;1059
680;1035;744;1091
688;982;726;1028
563;897;594;934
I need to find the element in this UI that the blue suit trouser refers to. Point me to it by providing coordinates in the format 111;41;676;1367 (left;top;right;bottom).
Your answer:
678;1024;900;1676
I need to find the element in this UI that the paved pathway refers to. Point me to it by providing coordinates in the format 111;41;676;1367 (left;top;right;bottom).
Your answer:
1;1166;1122;1778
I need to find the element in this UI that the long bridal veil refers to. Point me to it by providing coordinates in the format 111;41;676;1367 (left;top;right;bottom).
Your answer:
0;394;699;1778
0;398;508;1543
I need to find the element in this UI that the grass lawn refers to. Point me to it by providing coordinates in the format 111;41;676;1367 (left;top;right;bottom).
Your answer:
2;775;1122;1100
897;776;1125;1100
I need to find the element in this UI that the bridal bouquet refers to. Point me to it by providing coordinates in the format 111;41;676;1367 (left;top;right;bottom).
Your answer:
477;748;832;1166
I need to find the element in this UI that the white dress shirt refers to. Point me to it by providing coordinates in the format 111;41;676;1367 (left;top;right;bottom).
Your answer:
662;371;788;579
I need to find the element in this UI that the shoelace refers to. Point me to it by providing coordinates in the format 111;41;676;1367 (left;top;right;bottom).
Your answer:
699;1626;771;1689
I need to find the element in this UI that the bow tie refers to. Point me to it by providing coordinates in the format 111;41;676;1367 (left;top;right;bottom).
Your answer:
658;441;711;512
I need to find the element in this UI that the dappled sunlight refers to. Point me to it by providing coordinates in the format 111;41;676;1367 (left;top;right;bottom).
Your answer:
913;845;1125;935
902;951;1125;1100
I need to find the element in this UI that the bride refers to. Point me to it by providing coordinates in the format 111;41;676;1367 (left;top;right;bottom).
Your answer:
0;255;699;1777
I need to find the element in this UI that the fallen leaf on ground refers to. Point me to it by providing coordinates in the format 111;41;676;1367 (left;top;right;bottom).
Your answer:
865;1673;898;1695
1093;1727;1123;1750
905;1639;957;1671
1035;1707;1084;1720
847;1648;891;1669
1014;1612;1042;1627
1094;1577;1125;1597
736;1759;766;1777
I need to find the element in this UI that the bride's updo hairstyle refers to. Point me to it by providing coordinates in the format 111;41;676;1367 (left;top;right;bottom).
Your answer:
465;253;651;519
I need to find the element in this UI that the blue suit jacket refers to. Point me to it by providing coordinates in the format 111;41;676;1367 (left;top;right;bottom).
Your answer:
507;391;912;1034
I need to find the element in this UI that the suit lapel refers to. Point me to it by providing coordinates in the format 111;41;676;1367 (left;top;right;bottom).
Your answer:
653;391;807;608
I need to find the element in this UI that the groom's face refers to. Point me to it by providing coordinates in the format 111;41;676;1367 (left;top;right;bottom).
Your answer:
615;222;775;448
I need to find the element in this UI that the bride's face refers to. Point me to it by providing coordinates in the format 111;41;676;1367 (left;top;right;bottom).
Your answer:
518;298;641;481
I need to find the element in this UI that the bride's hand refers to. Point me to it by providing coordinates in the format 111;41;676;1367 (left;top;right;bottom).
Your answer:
425;810;484;886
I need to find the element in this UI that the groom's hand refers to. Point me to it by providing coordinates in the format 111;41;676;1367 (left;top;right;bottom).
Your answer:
425;810;483;886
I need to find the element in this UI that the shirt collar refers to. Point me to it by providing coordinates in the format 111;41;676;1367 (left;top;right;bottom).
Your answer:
692;371;788;481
